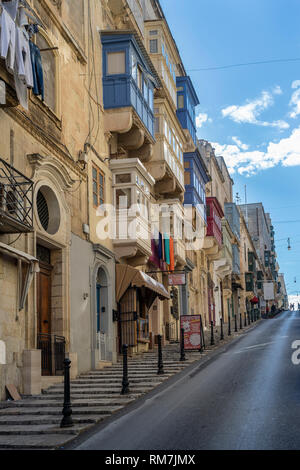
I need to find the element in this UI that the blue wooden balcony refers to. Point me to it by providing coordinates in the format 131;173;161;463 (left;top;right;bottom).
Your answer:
101;32;159;139
176;76;199;145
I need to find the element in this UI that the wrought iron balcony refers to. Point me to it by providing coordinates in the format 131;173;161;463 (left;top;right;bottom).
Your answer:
0;158;34;233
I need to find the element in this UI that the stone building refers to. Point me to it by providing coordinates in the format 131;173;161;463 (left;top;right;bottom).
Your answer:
0;0;93;399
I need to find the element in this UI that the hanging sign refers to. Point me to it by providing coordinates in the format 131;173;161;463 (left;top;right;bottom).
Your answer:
264;282;275;301
180;315;201;350
168;273;186;286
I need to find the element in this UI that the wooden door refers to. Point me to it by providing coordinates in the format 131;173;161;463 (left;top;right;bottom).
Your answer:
37;264;52;335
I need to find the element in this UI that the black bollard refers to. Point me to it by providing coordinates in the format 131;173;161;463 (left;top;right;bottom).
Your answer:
244;313;247;328
228;315;231;336
248;312;250;326
60;358;74;428
220;317;224;340
234;314;238;332
121;344;130;395
180;328;186;361
240;313;243;330
210;321;215;345
157;335;164;375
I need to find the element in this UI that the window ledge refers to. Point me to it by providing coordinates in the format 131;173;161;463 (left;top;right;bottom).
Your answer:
30;93;62;130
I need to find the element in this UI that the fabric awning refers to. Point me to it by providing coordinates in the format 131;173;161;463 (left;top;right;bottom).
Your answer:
0;242;39;311
0;242;39;271
116;264;170;303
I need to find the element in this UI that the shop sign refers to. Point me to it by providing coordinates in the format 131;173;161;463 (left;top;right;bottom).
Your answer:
180;315;202;350
168;273;186;286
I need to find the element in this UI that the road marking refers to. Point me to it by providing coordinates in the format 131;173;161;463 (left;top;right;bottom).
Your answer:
242;341;277;350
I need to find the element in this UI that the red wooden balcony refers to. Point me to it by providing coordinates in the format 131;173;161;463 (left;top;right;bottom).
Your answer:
206;197;223;247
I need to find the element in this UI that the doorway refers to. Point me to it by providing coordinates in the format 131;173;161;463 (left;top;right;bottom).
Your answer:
36;245;52;375
96;268;109;361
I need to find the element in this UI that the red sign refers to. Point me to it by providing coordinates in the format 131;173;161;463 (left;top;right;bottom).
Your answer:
180;315;202;350
168;273;186;286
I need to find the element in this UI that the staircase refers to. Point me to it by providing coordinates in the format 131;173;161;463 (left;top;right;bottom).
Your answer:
0;344;201;449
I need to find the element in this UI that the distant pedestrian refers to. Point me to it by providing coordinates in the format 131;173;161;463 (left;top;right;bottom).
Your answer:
271;304;276;316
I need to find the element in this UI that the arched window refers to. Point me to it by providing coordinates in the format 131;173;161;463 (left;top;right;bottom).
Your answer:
35;33;56;113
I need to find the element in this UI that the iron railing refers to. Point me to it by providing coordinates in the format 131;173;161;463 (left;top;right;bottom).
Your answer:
0;157;33;233
37;334;66;376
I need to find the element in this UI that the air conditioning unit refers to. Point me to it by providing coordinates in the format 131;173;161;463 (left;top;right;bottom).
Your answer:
2;185;25;222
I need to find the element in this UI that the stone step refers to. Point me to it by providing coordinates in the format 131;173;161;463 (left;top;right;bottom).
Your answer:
0;406;123;416
81;368;184;376
0;424;89;435
46;381;165;391
7;396;141;407
43;387;154;395
0;415;101;426
68;376;169;385
0;434;76;449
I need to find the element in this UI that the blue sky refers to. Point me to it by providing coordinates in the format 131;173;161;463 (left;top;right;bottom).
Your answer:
160;0;300;296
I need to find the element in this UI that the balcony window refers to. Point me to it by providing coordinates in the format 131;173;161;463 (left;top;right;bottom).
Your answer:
149;39;158;54
137;66;143;91
176;77;199;145
113;167;151;221
107;51;125;75
149;87;154;109
178;95;184;109
143;77;148;102
92;165;105;207
116;188;132;209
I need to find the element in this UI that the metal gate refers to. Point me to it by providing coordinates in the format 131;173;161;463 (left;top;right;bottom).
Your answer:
37;334;65;376
118;287;138;352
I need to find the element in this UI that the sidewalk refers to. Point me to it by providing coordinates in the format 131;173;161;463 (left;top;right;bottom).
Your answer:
0;318;261;450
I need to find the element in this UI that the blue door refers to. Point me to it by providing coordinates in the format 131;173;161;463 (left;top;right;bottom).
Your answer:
96;284;101;333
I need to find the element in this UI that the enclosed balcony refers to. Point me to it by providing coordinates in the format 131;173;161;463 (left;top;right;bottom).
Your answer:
232;244;240;276
159;199;186;268
101;31;161;162
110;158;155;266
202;197;223;254
145;102;185;200
184;148;210;219
224;203;240;242
264;250;271;267
245;273;255;292
176;76;199;148
0;158;33;233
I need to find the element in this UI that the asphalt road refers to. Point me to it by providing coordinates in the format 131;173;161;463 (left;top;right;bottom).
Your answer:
74;310;300;450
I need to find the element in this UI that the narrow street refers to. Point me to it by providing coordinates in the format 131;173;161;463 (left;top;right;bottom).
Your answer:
72;311;300;451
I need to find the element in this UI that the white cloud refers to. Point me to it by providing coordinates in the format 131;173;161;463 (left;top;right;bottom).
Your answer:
289;80;300;119
232;136;249;151
221;89;289;130
196;113;212;128
273;85;283;95
212;126;300;176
